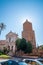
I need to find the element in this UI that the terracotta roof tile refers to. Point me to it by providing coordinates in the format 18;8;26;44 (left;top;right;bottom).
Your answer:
0;40;6;45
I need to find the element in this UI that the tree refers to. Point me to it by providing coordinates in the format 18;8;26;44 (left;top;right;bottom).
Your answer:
19;38;27;51
16;38;33;54
42;45;43;49
25;41;33;53
0;50;3;55
0;22;6;34
16;39;21;51
3;47;7;54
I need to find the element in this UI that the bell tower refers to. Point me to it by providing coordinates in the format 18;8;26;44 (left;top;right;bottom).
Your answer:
22;19;36;48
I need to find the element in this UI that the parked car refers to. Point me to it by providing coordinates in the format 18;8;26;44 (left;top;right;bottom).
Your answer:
18;61;27;65
0;59;9;63
0;59;27;65
23;59;43;65
37;58;43;64
0;60;19;65
0;59;43;65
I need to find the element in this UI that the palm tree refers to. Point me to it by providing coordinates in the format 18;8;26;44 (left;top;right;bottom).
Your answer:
0;23;6;35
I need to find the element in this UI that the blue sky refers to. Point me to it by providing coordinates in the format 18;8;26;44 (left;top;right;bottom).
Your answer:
0;0;43;46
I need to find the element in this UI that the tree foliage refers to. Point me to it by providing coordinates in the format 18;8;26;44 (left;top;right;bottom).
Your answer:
0;23;6;34
16;39;21;51
0;50;3;55
16;38;33;53
19;38;27;51
24;41;33;53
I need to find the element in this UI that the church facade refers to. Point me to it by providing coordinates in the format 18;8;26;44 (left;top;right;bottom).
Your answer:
0;31;18;52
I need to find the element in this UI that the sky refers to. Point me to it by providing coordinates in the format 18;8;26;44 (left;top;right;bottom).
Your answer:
0;0;43;46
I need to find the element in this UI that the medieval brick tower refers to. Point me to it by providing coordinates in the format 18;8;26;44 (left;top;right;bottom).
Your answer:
22;19;36;48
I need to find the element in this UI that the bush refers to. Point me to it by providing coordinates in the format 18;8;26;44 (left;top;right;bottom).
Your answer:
0;50;3;55
0;55;10;59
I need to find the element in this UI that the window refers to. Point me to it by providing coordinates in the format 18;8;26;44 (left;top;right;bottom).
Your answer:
9;37;11;42
8;45;10;50
11;46;13;51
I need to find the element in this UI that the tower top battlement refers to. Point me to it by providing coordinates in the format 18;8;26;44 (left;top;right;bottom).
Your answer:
23;19;32;31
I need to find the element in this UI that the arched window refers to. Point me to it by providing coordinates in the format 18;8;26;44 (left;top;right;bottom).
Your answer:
8;45;10;50
9;37;11;42
11;46;13;51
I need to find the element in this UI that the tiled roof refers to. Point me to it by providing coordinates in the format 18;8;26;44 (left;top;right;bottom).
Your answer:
0;40;6;45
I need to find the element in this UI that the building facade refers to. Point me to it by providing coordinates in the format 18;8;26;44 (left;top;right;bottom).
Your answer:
22;20;36;48
0;31;18;52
